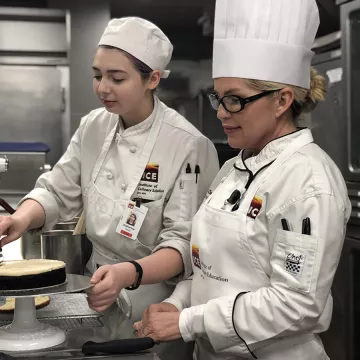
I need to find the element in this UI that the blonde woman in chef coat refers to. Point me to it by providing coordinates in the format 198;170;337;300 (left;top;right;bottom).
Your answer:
0;17;219;359
135;1;352;359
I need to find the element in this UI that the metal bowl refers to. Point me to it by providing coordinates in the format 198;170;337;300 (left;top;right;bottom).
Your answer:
41;230;92;275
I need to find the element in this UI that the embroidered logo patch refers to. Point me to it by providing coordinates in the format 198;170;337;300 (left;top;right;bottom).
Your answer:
247;195;262;219
141;163;159;183
285;252;306;277
192;244;201;269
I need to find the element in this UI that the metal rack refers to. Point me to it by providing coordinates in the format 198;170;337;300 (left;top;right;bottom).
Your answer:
0;294;103;331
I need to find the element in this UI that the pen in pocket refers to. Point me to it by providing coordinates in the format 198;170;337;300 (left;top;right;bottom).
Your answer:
281;218;290;231
195;165;200;184
302;217;311;235
281;217;311;234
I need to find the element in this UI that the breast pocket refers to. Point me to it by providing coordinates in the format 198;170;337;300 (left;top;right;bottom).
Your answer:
271;229;318;293
136;200;164;250
179;173;199;221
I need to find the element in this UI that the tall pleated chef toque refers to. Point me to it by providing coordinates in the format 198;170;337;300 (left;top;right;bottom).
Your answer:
99;17;173;78
212;0;320;89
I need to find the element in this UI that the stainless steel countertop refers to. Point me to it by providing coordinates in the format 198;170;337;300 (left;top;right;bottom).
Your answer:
2;328;160;359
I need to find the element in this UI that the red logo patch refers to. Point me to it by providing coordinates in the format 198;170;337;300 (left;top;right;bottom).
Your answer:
247;195;262;219
141;163;159;183
192;245;201;269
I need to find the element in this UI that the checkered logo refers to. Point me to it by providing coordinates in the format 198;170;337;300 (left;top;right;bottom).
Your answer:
285;252;305;277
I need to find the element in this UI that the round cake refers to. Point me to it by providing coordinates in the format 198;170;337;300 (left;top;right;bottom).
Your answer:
0;259;66;291
0;296;51;312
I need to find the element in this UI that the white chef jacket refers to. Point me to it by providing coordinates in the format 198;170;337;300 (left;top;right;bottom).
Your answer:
165;129;351;360
22;96;219;328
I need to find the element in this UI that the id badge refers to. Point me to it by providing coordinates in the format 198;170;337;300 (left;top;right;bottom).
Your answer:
116;201;148;240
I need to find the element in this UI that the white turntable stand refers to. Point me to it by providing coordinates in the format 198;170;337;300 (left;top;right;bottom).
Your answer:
0;274;93;352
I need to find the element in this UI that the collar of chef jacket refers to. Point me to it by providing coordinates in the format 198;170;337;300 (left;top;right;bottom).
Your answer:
235;128;312;174
117;95;159;138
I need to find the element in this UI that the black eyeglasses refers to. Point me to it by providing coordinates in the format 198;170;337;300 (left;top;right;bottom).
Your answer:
208;89;280;113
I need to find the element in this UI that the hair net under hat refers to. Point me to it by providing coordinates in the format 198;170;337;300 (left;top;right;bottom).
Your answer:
212;0;320;89
99;17;173;78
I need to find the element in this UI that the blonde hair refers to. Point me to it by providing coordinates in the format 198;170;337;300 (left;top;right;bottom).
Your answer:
247;67;326;120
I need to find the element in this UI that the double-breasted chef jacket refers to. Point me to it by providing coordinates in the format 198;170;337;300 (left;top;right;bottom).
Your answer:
22;96;219;326
165;128;351;360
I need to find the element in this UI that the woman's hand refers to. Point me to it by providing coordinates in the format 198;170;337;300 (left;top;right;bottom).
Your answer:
0;214;31;246
0;199;45;246
134;303;182;342
86;262;136;313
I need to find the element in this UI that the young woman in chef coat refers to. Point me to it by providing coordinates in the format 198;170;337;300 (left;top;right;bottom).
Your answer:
135;1;352;359
0;17;219;359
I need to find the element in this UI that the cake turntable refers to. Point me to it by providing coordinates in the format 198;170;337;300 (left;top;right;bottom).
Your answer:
0;274;93;352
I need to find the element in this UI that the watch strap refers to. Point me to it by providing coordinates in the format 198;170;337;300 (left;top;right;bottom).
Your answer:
125;260;143;290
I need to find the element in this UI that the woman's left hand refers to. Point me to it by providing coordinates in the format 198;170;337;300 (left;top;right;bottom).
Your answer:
86;263;135;313
134;304;182;342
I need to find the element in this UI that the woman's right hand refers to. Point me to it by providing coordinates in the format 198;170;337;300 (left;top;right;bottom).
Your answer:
134;303;181;343
0;214;30;246
0;199;46;247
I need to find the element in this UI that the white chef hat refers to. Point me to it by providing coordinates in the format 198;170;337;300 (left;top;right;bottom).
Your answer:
213;0;320;89
99;17;173;78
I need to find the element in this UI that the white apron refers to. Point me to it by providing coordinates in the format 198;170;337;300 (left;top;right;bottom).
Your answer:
82;111;193;360
190;133;329;360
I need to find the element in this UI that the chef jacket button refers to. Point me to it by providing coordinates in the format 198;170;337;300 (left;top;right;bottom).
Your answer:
121;183;127;191
107;172;114;180
130;147;137;154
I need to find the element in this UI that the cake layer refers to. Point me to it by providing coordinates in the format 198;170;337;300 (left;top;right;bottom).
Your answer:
0;260;66;291
0;260;65;276
0;296;50;312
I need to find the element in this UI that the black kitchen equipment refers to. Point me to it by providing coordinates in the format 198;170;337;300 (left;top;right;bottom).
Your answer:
82;338;156;356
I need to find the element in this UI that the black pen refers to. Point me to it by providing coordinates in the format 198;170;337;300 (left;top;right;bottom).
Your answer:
186;163;192;174
302;218;306;234
302;217;311;235
195;165;200;184
306;218;311;235
281;218;290;231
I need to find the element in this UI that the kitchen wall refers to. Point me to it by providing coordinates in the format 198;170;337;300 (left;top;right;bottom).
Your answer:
0;0;341;140
48;0;110;136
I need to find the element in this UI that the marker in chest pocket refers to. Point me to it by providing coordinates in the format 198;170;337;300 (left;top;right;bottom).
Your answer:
179;163;200;220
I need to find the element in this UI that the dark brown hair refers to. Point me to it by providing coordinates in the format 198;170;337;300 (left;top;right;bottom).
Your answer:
98;45;153;81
